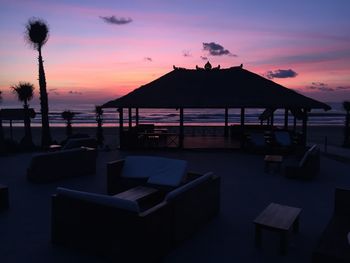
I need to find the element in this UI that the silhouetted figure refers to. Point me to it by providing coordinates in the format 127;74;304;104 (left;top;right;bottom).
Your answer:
343;101;350;147
11;82;35;149
61;110;75;137
95;105;104;146
25;18;52;147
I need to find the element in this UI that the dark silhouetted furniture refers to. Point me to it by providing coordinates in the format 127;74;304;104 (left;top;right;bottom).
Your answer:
27;147;97;183
254;203;302;254
264;155;283;173
51;157;220;261
62;137;98;150
284;144;320;179
313;188;350;263
0;184;9;211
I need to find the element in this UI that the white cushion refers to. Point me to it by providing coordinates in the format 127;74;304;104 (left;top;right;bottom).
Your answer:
56;187;140;213
122;156;187;187
145;157;187;187
275;131;292;146
165;172;213;201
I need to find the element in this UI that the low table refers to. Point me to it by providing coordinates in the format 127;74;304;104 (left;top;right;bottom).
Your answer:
0;184;9;211
253;203;302;254
264;155;283;173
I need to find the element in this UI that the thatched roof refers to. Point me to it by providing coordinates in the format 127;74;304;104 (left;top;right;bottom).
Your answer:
103;65;330;110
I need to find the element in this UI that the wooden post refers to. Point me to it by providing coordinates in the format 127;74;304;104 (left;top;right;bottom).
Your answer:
270;111;274;130
118;108;124;149
179;108;184;148
240;108;245;128
284;108;288;130
135;108;139;126
302;108;308;146
293;116;297;132
10;120;13;140
128;108;132;129
224;107;229;137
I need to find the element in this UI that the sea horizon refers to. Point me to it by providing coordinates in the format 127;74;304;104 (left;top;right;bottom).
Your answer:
0;101;346;127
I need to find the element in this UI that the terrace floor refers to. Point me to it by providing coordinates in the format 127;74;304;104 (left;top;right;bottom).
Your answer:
0;148;349;262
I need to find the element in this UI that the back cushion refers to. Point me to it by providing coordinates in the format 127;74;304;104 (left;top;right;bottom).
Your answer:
165;172;213;201
56;187;140;213
275;131;291;146
122;156;188;187
146;158;188;187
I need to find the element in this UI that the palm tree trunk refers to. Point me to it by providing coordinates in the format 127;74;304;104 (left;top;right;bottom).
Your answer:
23;103;33;146
38;46;52;147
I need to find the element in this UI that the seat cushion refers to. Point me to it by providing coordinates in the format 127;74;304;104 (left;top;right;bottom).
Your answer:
122;156;188;185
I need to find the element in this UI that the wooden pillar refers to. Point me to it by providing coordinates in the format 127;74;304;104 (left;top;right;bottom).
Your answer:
240;108;245;128
270;111;274;129
10;120;13;140
284;108;288;130
179;108;184;148
128;108;132;129
302;108;308;146
135;108;139;126
118;108;124;148
224;107;229;137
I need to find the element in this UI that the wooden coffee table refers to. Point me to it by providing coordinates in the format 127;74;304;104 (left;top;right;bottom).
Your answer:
253;203;301;254
264;155;283;173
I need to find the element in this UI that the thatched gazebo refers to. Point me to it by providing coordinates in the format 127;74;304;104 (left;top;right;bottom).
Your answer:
103;63;330;149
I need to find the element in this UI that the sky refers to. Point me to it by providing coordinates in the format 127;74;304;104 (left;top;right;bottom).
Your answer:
0;0;349;109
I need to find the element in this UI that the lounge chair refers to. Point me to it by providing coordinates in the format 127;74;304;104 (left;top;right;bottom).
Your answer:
313;188;350;262
271;130;295;154
284;144;320;179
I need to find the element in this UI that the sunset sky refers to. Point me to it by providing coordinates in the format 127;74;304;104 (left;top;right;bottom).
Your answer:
0;0;349;108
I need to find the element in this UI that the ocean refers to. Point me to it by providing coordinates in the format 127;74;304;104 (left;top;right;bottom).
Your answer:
1;102;346;127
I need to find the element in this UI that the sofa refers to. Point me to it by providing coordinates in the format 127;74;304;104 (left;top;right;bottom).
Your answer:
27;147;97;183
284;144;320;179
51;156;220;261
313;188;350;263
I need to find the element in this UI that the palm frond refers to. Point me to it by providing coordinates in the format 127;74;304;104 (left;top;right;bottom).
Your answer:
25;17;49;50
11;82;35;105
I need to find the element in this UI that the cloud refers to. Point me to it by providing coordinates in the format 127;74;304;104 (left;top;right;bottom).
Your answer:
200;56;208;60
307;82;334;92
265;69;298;79
202;42;236;56
182;50;191;57
335;86;350;90
99;15;132;25
49;88;60;95
144;57;152;62
68;90;82;95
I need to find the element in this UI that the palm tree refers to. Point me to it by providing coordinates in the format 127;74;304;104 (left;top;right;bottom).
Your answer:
25;17;52;147
11;82;35;147
343;101;350;147
95;105;104;146
61;110;75;137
